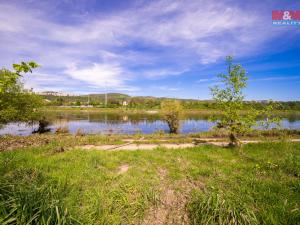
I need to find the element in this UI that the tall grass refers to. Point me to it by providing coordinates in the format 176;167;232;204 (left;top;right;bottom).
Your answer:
0;168;79;225
187;191;258;225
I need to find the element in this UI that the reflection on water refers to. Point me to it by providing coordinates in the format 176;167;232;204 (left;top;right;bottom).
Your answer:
1;111;300;136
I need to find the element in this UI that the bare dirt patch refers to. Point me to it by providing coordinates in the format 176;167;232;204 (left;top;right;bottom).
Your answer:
117;144;158;150
117;164;130;174
77;143;195;151
162;143;194;149
78;144;121;150
142;169;203;225
74;138;300;151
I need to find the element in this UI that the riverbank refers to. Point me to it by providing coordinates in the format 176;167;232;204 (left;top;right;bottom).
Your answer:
0;137;299;224
1;129;300;152
41;106;300;116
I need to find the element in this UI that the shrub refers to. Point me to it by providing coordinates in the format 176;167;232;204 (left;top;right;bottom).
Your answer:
161;100;183;134
0;61;42;125
210;56;280;146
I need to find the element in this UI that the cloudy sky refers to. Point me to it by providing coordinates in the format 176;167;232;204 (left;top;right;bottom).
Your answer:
0;0;300;100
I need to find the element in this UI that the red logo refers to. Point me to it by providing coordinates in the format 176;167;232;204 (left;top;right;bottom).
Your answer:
272;10;300;20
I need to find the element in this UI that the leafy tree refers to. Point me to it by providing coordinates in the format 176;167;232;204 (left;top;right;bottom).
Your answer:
210;56;279;146
56;97;64;106
161;100;183;134
0;61;42;125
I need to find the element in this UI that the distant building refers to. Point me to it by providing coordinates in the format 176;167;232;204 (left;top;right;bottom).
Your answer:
122;100;128;106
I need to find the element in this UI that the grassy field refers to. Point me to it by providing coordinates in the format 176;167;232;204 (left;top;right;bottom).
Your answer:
0;136;299;224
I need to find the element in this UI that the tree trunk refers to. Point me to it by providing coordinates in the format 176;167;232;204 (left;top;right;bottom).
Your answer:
167;120;179;134
229;133;240;147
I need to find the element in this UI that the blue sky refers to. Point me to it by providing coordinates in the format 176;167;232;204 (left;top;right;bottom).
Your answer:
0;0;300;100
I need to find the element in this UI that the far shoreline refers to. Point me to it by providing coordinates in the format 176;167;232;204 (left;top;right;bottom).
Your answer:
41;106;300;116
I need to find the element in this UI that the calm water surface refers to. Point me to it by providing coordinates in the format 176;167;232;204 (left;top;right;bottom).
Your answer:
1;111;300;136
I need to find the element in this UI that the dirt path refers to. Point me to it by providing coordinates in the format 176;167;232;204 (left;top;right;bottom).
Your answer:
142;168;206;225
75;139;300;151
142;169;189;225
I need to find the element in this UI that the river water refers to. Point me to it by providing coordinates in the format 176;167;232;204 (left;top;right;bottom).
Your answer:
0;111;299;136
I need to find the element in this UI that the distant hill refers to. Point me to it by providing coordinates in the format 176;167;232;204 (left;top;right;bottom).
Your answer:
37;91;300;110
87;93;130;100
39;92;131;107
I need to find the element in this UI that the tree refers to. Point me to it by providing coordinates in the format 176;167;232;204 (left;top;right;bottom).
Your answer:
0;61;42;125
210;56;278;146
161;100;183;134
75;101;81;106
56;97;64;106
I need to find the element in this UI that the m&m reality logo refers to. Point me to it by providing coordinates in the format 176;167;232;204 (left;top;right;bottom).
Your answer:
272;10;300;26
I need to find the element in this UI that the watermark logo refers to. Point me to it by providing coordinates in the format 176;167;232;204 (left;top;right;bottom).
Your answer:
272;10;300;26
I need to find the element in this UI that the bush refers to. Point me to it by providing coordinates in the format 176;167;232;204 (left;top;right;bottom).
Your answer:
161;100;183;134
0;62;43;125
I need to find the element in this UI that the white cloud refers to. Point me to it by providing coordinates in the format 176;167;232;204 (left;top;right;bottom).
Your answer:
64;63;140;92
141;68;188;78
22;72;79;93
0;0;299;93
65;63;124;87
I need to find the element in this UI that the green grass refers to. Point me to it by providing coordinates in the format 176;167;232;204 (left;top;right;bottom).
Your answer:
0;169;78;224
0;140;299;224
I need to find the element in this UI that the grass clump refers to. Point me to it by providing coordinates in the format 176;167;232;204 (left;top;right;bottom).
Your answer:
0;168;79;225
187;190;258;225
